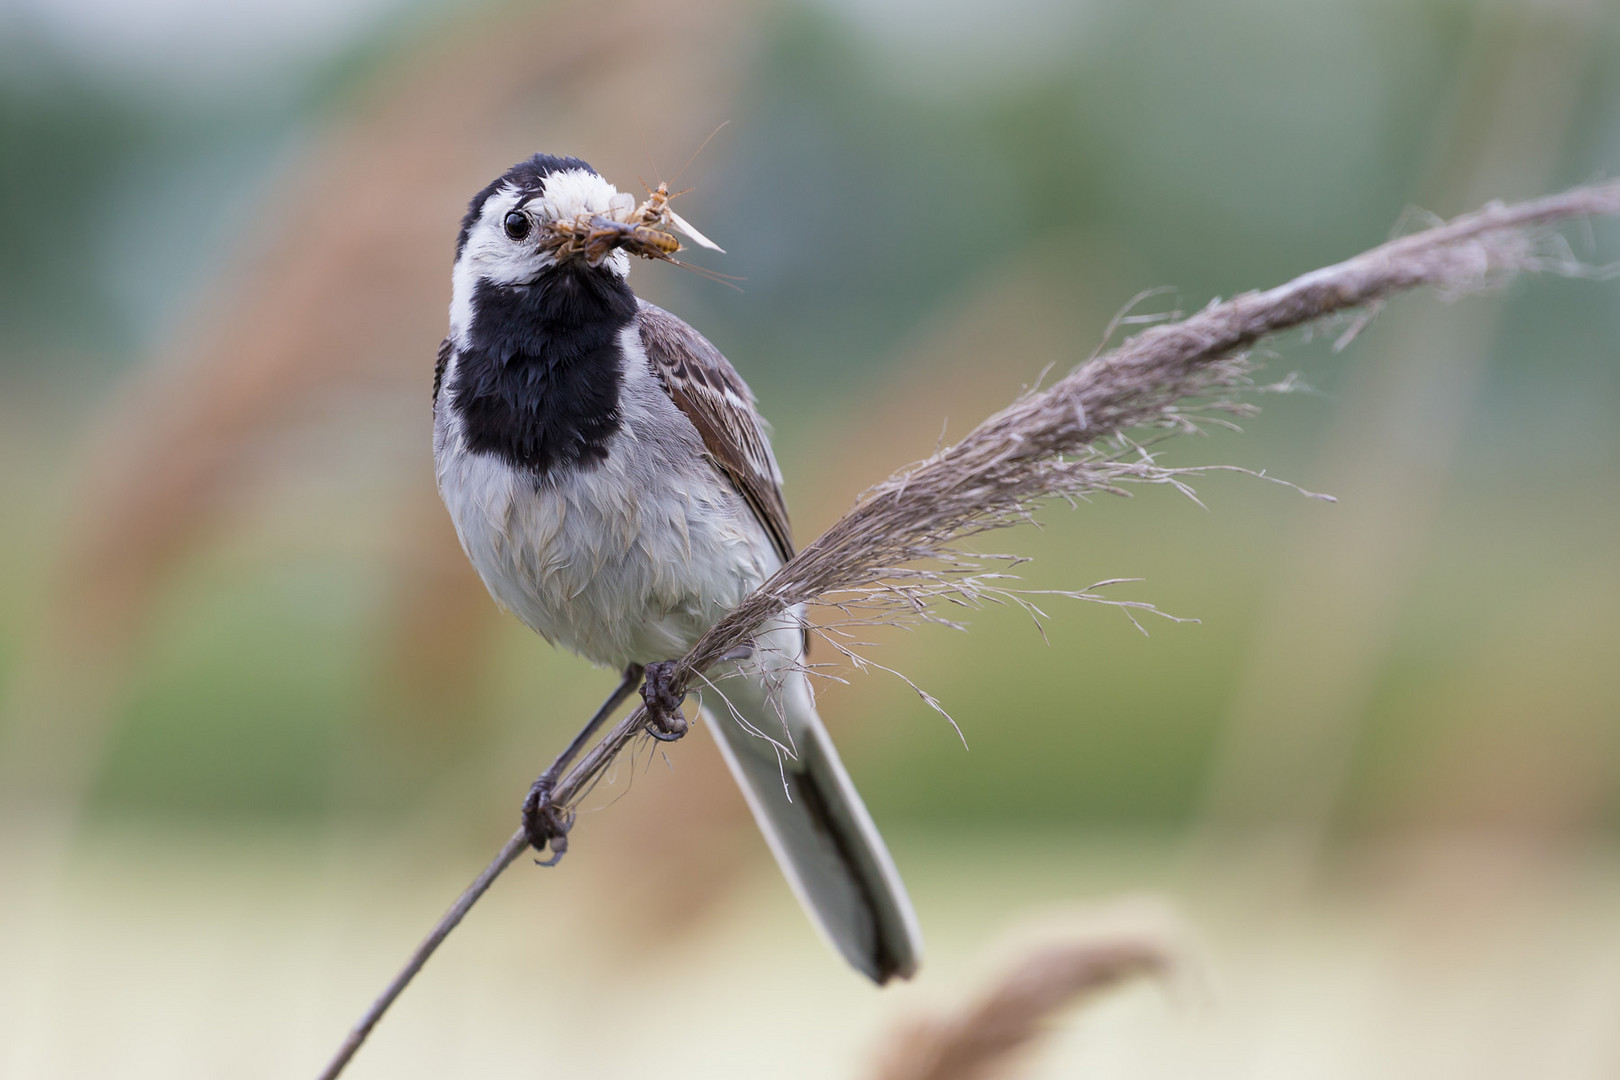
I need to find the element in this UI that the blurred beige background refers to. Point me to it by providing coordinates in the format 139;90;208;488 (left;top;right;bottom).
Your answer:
2;0;1619;1076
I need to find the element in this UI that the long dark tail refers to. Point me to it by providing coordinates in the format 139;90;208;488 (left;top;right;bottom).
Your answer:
702;667;922;984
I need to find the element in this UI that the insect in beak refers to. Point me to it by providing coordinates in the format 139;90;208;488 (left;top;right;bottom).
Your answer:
616;181;724;254
538;181;726;266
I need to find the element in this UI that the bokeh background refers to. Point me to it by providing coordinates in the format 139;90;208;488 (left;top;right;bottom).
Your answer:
3;0;1620;1075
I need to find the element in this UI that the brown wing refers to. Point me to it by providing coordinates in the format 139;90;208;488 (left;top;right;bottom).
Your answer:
636;302;794;563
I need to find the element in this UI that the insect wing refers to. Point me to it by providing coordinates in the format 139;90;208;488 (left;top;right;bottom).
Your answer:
608;191;636;223
666;208;725;253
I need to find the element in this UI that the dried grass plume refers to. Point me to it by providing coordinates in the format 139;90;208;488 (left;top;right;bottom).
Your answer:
869;935;1172;1080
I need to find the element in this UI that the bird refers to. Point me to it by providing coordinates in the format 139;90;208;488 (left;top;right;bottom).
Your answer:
431;153;922;983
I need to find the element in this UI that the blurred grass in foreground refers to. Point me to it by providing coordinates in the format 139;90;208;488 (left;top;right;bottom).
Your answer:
5;827;1620;1078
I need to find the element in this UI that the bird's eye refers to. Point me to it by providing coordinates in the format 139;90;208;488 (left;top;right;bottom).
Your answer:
503;211;531;240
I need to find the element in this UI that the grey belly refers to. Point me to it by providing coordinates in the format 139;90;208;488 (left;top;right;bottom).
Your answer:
437;443;778;672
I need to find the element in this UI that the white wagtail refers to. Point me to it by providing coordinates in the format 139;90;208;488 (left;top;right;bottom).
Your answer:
432;154;922;983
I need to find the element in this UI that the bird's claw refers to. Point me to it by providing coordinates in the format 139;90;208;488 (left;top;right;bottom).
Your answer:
641;661;689;742
521;777;572;866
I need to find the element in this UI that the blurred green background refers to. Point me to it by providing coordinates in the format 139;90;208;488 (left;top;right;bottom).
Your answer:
3;0;1619;1076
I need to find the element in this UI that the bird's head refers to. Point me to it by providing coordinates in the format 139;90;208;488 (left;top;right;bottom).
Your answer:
449;153;725;345
454;155;634;287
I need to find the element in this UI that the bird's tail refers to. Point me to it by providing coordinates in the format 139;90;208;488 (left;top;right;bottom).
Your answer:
698;622;922;984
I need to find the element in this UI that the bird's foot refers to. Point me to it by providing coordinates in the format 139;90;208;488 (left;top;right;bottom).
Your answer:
641;661;689;742
521;776;572;866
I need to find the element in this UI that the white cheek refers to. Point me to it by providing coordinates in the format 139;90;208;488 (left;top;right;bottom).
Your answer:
474;235;552;288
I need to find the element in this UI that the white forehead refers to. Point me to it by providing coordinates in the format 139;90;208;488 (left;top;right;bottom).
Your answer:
526;168;620;220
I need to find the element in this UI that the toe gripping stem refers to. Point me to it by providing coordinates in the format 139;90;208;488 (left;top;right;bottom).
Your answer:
521;660;692;863
640;661;690;742
522;776;572;866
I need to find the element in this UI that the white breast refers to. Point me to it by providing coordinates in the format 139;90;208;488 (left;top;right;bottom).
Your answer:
434;324;780;672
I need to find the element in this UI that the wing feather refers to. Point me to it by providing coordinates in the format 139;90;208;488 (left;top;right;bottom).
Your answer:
636;303;794;563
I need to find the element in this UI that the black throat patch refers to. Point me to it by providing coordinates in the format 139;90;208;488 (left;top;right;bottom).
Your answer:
451;266;639;477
